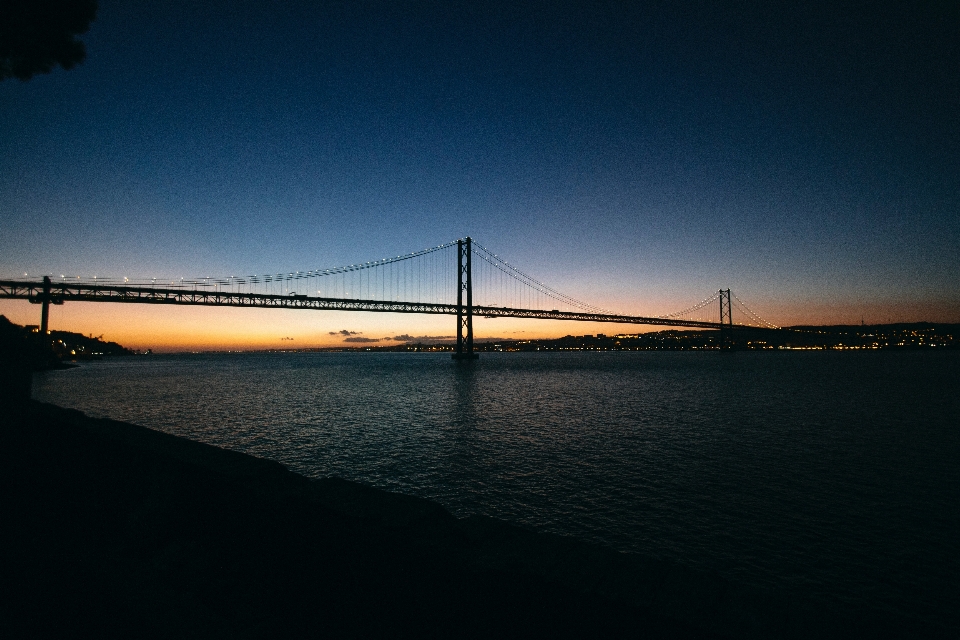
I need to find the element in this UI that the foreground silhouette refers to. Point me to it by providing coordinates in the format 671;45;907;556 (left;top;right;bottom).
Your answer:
1;402;716;639
1;402;949;638
0;0;97;81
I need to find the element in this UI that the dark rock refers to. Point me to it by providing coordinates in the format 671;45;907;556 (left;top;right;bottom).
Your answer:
0;315;36;406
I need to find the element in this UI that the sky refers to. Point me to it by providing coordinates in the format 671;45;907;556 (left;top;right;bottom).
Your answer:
1;1;958;350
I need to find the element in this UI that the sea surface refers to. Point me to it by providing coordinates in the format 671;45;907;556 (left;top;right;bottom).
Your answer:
33;351;960;630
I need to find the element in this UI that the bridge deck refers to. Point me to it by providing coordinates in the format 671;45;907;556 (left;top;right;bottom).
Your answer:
0;279;753;330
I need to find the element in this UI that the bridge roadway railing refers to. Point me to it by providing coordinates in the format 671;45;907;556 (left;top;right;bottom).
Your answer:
0;279;753;330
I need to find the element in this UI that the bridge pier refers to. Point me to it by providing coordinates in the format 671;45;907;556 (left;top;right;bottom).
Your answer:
718;289;732;351
40;276;52;337
453;237;478;360
23;275;63;357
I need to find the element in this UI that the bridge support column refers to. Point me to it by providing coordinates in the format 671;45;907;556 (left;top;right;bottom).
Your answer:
40;276;51;338
719;289;732;351
453;237;478;360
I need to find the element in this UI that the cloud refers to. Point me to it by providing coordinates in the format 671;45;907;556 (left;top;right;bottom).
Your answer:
330;329;360;336
391;334;455;342
343;336;380;343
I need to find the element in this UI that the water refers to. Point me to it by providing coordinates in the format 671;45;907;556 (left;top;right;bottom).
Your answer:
33;351;960;630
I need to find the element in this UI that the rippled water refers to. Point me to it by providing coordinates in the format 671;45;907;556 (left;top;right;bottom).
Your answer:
33;351;960;630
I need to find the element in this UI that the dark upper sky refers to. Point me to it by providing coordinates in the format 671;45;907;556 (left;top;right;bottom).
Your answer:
2;0;958;328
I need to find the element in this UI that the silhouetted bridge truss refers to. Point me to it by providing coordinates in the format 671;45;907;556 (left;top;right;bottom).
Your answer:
0;237;781;357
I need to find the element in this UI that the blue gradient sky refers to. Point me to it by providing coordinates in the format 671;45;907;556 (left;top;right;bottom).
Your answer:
1;1;958;347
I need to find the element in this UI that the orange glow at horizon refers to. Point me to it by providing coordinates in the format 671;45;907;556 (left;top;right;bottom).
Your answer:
1;297;956;352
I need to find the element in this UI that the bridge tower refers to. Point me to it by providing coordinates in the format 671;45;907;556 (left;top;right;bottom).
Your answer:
718;288;733;351
39;276;52;337
28;275;61;351
453;237;478;360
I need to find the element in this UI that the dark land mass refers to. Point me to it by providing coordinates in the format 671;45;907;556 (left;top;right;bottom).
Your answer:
295;323;959;353
0;315;134;372
45;327;135;359
2;401;951;639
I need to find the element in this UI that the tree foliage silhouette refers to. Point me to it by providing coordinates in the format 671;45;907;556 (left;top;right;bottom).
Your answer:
1;0;97;81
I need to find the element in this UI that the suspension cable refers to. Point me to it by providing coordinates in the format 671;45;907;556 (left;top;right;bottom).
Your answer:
471;242;612;313
658;290;722;319
731;292;781;329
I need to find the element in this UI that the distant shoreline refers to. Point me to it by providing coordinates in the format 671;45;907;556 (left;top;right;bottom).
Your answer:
140;323;960;354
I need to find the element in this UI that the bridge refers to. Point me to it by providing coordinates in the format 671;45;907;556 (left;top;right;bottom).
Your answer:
0;237;781;358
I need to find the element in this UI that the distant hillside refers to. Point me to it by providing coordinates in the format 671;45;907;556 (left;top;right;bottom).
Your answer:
0;316;134;363
788;322;960;333
47;328;135;358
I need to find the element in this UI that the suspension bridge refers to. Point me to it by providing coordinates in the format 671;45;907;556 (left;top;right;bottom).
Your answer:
0;237;781;358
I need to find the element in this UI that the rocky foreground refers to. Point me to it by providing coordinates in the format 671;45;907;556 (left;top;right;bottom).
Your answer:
0;402;946;639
